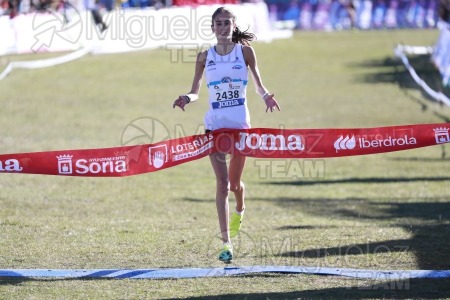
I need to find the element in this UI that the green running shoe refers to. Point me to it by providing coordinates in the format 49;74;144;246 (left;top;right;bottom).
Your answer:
230;211;244;238
218;243;233;263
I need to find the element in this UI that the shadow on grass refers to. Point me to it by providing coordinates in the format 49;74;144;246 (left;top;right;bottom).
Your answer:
178;197;450;300
278;225;340;230
0;275;29;286
2;276;450;299
280;224;449;269
176;278;450;299
352;54;450;124
388;157;450;162
254;195;450;270
352;55;450;102
182;197;213;203
0;276;121;286
265;176;450;186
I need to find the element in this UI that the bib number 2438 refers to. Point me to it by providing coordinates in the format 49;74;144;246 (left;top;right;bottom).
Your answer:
216;90;239;101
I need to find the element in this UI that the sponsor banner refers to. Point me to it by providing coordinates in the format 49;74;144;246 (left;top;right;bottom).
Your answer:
212;98;245;109
0;123;449;177
215;124;450;158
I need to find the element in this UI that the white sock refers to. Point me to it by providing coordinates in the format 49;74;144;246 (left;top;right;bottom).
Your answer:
223;242;232;248
235;208;245;216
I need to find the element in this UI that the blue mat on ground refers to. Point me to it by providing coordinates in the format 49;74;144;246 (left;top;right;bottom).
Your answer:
1;266;450;279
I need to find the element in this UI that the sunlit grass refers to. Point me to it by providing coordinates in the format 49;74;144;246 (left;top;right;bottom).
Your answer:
0;29;449;299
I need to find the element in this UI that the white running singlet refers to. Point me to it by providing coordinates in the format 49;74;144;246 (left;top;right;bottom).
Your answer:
204;44;251;131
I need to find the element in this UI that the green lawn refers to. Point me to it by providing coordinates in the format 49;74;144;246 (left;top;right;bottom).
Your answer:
1;29;450;299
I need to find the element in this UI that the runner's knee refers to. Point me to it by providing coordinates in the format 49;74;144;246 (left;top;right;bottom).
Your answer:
230;181;244;193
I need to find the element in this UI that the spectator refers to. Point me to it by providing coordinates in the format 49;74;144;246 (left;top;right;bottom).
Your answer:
7;0;20;17
1;0;8;15
85;0;108;32
283;0;300;26
341;0;356;28
439;0;450;22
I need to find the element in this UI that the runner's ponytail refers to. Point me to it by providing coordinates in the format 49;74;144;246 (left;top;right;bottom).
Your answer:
232;26;256;46
212;7;257;46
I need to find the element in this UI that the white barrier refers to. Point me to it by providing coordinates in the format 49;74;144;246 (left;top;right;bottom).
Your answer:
431;21;450;88
394;44;450;107
0;3;291;56
392;21;450;106
0;16;16;55
0;47;92;80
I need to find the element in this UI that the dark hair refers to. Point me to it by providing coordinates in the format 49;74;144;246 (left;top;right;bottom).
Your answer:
211;7;256;46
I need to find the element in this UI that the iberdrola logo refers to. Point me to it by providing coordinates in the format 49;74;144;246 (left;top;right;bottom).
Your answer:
334;135;356;152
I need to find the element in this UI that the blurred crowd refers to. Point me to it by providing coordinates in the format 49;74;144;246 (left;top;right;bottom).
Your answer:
269;0;450;30
0;0;254;17
1;0;449;29
440;0;450;21
0;0;163;17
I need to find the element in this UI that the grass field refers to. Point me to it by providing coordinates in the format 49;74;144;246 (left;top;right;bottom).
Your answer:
1;29;450;299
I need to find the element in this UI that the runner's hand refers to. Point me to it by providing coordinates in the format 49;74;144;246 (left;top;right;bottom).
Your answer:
264;94;280;113
173;96;189;111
